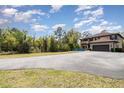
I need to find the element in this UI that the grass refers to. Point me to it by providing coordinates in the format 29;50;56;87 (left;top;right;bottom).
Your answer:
0;68;123;88
0;52;69;59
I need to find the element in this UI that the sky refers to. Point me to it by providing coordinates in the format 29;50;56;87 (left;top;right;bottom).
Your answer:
0;5;124;37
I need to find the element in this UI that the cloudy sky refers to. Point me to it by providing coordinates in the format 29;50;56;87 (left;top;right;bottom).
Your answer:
0;5;123;37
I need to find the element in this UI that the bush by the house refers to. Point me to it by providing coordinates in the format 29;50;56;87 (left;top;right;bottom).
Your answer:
111;48;124;52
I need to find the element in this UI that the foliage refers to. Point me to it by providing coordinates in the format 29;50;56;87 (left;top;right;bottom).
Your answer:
122;40;124;48
81;31;92;38
0;27;81;53
111;48;124;52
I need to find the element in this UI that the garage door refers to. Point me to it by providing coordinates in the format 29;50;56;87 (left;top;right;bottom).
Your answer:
93;45;109;51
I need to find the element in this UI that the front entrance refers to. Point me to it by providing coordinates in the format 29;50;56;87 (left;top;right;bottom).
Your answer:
92;45;109;51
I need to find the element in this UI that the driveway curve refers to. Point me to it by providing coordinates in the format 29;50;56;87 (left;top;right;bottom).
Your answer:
0;51;124;79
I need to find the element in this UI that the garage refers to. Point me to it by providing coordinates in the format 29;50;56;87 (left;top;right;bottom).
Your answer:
92;45;109;51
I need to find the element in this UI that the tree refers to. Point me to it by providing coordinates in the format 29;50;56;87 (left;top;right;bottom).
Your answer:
0;29;3;52
1;28;17;52
42;37;48;52
49;36;57;52
120;31;124;48
54;27;66;51
65;29;81;50
81;31;92;38
54;27;66;41
0;27;82;53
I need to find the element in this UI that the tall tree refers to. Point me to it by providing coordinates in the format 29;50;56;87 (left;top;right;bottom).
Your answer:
65;29;81;50
49;36;57;52
54;27;66;51
54;27;66;41
81;31;92;38
0;29;2;52
42;37;48;52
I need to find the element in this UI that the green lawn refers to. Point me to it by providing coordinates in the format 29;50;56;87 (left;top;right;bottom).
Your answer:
0;68;123;88
0;52;69;59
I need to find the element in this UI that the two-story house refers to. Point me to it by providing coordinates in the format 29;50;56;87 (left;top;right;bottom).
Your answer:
80;30;124;51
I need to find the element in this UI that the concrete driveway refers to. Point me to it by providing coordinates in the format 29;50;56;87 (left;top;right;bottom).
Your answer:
0;51;124;79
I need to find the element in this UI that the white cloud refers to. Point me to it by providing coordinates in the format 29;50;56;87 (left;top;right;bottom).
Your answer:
99;20;122;31
83;7;103;17
14;12;31;22
31;18;37;22
74;17;96;28
73;17;79;22
89;25;105;34
26;10;46;16
74;6;104;29
91;7;104;17
1;8;18;16
107;25;122;31
14;10;46;22
75;5;96;14
80;10;122;34
50;5;63;13
0;19;9;25
32;24;49;31
52;24;66;30
86;24;122;35
100;20;109;26
83;10;91;15
74;21;84;28
83;25;108;35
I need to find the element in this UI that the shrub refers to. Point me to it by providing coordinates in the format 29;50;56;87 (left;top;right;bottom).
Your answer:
62;44;70;51
111;48;123;52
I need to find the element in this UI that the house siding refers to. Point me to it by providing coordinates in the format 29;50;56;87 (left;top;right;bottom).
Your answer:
117;35;123;48
92;36;110;42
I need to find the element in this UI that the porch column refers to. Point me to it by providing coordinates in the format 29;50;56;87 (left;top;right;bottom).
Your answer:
113;42;115;52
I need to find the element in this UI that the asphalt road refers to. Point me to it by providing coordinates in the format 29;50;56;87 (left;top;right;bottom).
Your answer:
0;51;124;79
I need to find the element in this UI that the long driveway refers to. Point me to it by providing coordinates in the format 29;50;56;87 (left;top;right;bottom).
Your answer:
0;51;124;79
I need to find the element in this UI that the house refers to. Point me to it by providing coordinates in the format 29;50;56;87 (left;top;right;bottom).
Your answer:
80;30;124;51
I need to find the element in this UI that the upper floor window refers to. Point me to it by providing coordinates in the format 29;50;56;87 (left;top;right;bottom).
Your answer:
83;39;88;41
89;38;93;41
94;37;100;40
110;35;117;40
98;37;100;39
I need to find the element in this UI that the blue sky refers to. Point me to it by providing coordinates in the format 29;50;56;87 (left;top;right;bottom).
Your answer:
0;5;124;37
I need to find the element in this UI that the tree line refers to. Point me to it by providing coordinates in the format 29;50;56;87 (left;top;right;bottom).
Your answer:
0;27;81;53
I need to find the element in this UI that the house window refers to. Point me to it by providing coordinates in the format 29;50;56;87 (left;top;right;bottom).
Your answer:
94;37;100;40
89;38;93;41
110;35;117;40
82;46;87;49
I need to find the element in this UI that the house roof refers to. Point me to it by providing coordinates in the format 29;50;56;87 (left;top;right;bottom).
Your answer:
81;30;124;40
